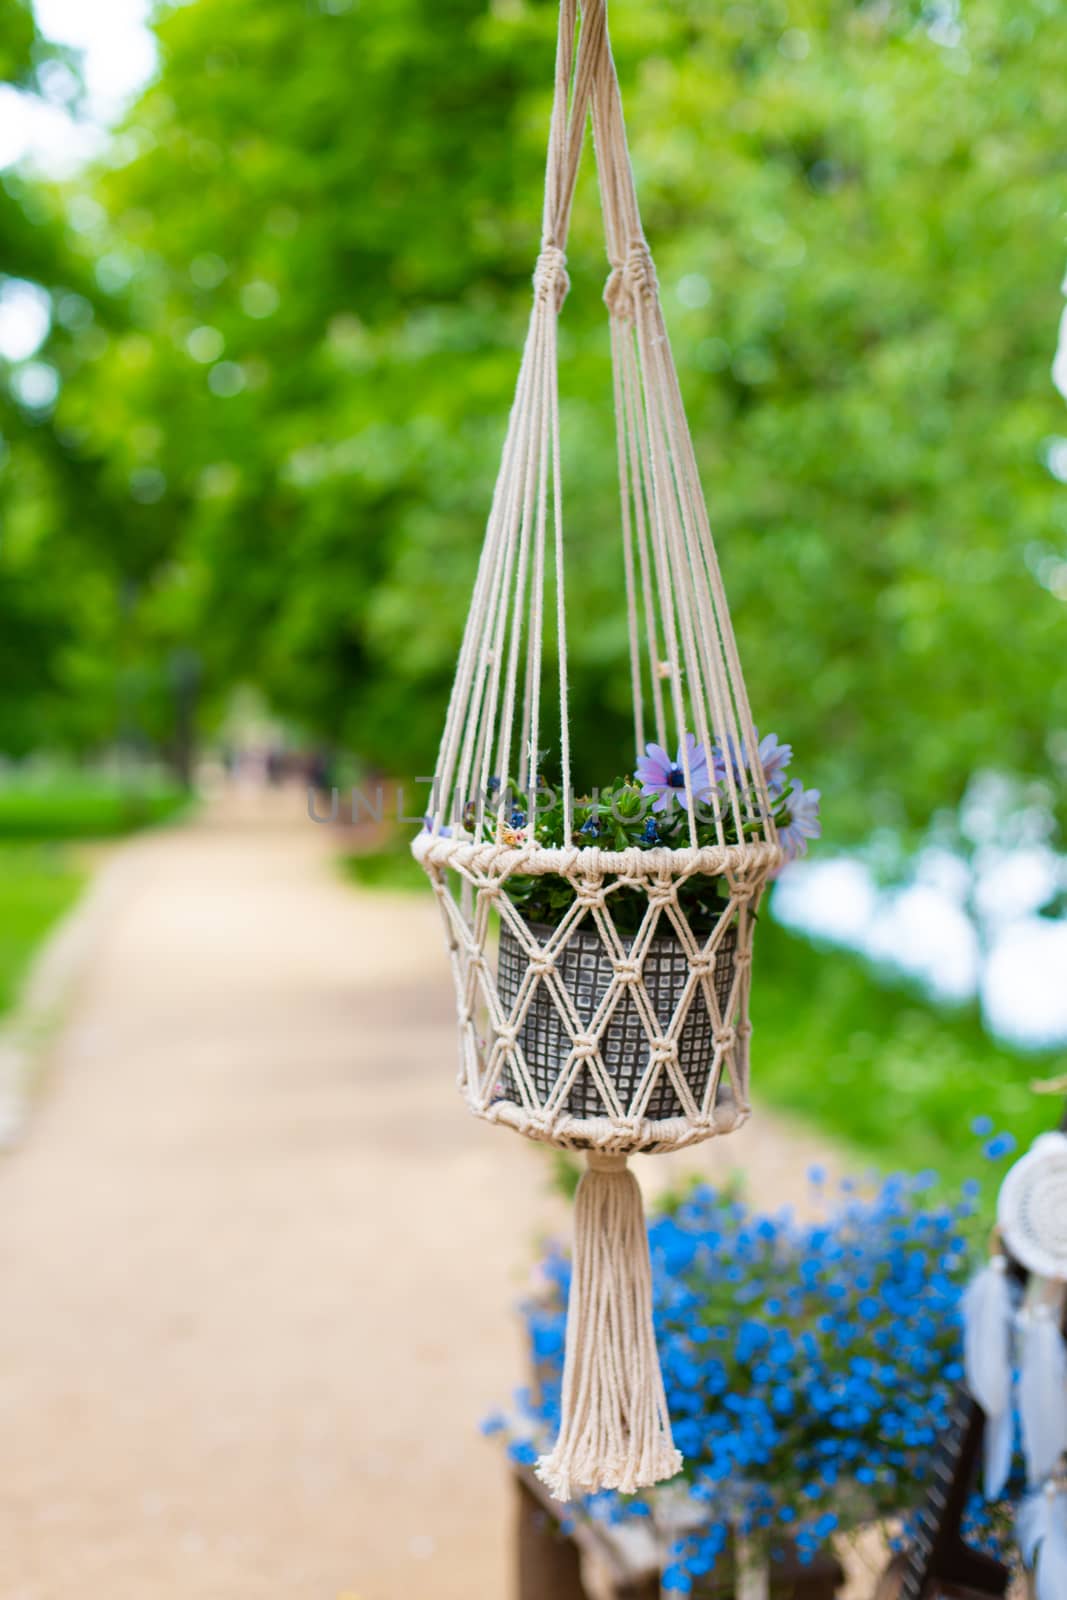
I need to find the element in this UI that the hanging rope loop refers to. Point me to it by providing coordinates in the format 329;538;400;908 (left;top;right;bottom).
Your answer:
625;237;657;303
533;243;571;312
605;240;657;322
603;263;631;321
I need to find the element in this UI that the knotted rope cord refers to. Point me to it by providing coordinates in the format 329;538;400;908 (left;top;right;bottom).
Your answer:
588;34;742;841
433;0;594;837
430;0;775;849
583;2;777;839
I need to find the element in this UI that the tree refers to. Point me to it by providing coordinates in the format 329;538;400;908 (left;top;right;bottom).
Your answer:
0;0;167;756
28;0;1067;844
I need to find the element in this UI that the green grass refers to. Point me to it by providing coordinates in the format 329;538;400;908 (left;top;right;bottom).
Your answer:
0;844;86;1018
750;916;1062;1191
339;833;1065;1189
341;832;426;892
0;773;193;1023
0;778;190;840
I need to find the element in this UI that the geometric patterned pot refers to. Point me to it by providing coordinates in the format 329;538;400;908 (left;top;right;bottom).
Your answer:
497;915;739;1121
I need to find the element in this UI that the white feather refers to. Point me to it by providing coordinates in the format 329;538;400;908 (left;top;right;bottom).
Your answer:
1019;1307;1067;1486
1018;1486;1067;1600
1018;1486;1051;1567
983;1399;1014;1500
1035;1491;1067;1600
963;1258;1014;1418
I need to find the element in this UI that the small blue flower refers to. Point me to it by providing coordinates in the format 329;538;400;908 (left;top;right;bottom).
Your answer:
493;1147;987;1589
662;1566;693;1592
420;814;452;838
983;1131;1016;1160
642;816;659;844
580;815;600;837
971;1115;993;1137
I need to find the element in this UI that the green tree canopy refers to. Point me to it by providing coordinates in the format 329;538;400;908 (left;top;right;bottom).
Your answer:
11;0;1067;843
0;0;98;753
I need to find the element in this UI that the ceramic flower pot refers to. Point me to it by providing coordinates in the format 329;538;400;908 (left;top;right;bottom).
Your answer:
495;914;739;1120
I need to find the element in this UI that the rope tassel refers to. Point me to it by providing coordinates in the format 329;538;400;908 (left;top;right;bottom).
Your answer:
537;1151;682;1501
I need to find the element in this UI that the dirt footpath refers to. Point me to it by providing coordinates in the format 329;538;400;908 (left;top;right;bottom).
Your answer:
0;787;848;1600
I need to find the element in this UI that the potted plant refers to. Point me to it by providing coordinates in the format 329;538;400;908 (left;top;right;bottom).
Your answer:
486;731;819;1120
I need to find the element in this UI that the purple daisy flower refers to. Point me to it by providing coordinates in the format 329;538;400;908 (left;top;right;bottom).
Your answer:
720;726;792;798
755;730;792;797
635;732;714;814
777;781;821;863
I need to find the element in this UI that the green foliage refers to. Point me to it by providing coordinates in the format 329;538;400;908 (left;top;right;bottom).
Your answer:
2;0;1059;848
751;915;1061;1191
495;774;741;930
500;770;773;850
547;1148;583;1200
0;0;35;85
0;4;146;759
444;742;812;927
0;763;185;1022
0;772;191;839
341;834;426;891
0;843;84;1017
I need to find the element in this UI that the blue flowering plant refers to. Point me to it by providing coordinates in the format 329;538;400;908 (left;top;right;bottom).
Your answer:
480;729;819;931
491;1158;1021;1588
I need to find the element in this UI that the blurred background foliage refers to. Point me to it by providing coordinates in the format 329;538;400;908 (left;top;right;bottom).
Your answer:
0;0;1063;844
0;0;1065;1159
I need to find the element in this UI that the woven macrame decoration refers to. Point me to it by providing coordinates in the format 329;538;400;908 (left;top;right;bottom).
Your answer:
413;0;782;1500
998;1132;1067;1282
964;1130;1067;1595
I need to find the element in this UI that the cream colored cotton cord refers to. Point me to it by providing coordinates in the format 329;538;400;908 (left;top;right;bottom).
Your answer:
416;0;784;1501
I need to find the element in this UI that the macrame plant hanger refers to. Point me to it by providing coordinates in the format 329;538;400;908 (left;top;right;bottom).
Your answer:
414;0;782;1501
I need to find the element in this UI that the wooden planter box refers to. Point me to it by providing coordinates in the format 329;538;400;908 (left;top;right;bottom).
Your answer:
515;1468;844;1600
692;1546;846;1599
